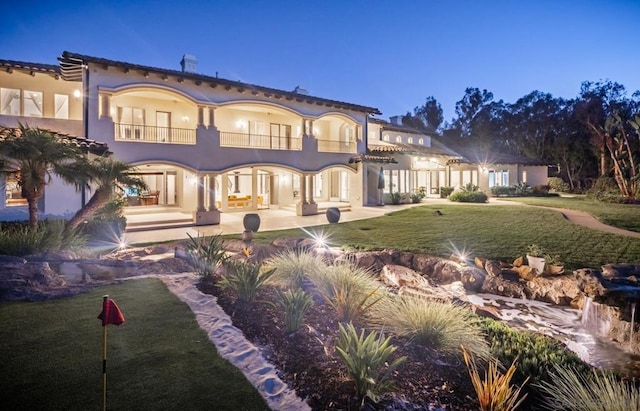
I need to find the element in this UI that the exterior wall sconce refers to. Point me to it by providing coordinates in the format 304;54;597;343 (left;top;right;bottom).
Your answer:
73;90;82;100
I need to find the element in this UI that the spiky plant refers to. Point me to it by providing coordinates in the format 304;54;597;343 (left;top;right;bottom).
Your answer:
309;259;385;324
375;294;490;360
462;346;528;411
265;248;327;289
537;364;640;411
219;260;275;302
185;233;229;278
278;288;314;334
335;322;406;404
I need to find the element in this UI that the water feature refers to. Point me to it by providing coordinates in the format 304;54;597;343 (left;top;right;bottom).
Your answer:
631;301;637;351
467;293;640;377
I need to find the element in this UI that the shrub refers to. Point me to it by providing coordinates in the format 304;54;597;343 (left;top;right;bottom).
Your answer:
185;233;230;278
440;186;454;198
265;248;327;289
449;191;488;203
462;182;480;192
409;193;423;203
376;295;490;360
389;192;404;205
547;177;570;193
462;346;528;411
278;288;313;334
512;182;531;196
79;196;127;242
480;318;589;388
218;260;275;302
586;176;626;203
310;259;384;324
531;184;551;195
491;186;514;196
537;364;640;411
335;322;406;403
0;219;86;256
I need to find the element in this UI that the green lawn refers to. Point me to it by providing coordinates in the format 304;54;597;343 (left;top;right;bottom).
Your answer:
0;279;269;411
499;196;640;233
249;204;640;270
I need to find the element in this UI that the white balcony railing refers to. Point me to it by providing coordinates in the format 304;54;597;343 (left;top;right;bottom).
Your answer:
317;139;357;153
115;123;196;145
220;131;301;150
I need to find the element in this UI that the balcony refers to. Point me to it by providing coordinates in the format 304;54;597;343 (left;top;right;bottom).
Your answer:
115;123;196;145
220;131;301;150
317;139;357;153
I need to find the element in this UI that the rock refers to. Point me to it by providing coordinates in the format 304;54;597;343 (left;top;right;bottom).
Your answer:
379;264;460;304
480;275;527;299
471;304;502;320
460;266;486;292
271;237;303;249
525;275;581;305
474;256;486;269
575;269;608;299
513;256;524;267
484;260;502;277
602;264;640;278
0;261;67;300
517;265;536;281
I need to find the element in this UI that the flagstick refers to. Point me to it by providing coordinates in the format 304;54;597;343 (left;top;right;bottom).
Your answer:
102;295;108;411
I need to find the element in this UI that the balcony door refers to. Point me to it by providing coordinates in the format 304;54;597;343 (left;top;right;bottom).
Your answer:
156;111;170;143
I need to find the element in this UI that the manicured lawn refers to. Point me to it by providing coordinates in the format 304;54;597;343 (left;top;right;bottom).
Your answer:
0;279;269;411
250;204;640;270
499;196;640;233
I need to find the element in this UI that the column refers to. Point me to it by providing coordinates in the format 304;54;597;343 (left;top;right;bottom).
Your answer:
208;107;216;128
308;173;315;204
197;106;205;127
301;118;307;136
308;120;314;136
196;174;205;212
208;174;217;211
100;93;111;119
300;173;307;204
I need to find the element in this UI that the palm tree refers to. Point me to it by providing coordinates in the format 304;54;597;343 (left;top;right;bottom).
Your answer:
64;156;147;232
0;125;86;228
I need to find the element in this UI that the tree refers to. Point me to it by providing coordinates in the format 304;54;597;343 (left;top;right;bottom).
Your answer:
65;156;147;232
0;125;85;228
402;96;443;133
453;87;495;138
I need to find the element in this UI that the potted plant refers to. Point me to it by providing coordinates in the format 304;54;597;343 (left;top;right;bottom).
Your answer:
544;253;564;275
526;244;546;275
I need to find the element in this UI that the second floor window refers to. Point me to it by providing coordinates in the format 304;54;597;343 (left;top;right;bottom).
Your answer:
1;88;21;116
54;94;69;119
23;91;43;117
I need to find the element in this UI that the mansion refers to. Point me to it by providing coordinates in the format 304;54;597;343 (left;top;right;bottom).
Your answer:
0;52;548;225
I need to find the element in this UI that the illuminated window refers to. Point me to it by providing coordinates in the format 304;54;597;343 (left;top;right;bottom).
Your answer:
23;90;43;117
488;170;509;187
395;135;402;143
418;138;424;145
407;137;413;144
54;94;69;119
0;88;21;115
383;134;389;142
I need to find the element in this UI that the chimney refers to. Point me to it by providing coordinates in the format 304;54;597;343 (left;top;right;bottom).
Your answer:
180;54;198;73
293;85;309;95
389;115;402;126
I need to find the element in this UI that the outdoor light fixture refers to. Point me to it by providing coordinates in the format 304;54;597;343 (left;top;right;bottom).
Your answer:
236;120;246;129
182;115;189;122
73;90;81;99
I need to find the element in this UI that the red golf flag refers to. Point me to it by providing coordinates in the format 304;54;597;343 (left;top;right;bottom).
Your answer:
98;297;125;326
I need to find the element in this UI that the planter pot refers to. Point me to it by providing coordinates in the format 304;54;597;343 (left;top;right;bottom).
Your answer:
527;255;546;275
242;213;261;232
326;207;341;224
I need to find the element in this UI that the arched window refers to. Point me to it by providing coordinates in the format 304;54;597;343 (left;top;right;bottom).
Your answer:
418;138;424;145
395;135;402;143
383;134;389;142
407;137;413;144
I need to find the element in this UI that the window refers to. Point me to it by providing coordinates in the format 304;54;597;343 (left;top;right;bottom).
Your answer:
118;106;145;139
407;137;413;144
54;94;69;119
418;138;424;145
23;90;43;117
1;88;20;115
395;135;402;143
488;170;509;187
383;134;389;142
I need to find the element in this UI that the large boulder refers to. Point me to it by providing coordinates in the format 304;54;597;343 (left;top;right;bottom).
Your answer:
0;261;67;300
525;274;581;305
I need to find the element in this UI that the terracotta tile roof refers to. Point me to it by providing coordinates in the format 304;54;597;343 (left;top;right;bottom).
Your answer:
369;140;461;158
349;154;397;164
59;51;381;115
0;59;60;75
0;126;110;156
448;148;551;166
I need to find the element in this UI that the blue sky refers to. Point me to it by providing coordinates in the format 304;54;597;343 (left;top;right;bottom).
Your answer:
1;0;639;122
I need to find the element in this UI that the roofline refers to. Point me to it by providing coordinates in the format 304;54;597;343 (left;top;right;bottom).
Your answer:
0;59;60;76
59;51;382;115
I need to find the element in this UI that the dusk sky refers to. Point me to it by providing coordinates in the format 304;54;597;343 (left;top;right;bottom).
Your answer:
2;1;639;122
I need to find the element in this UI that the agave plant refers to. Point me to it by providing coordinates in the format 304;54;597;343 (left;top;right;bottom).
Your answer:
335;322;406;404
219;260;275;302
278;288;314;334
185;233;229;278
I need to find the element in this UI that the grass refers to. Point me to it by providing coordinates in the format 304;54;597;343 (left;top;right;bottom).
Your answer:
499;196;640;233
0;279;269;411
248;204;640;270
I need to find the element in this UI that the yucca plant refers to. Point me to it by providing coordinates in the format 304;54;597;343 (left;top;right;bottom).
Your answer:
310;260;385;324
265;248;327;289
278;288;314;334
185;233;229;277
462;346;528;411
219;260;275;302
537;364;640;411
376;294;490;360
335;322;406;404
